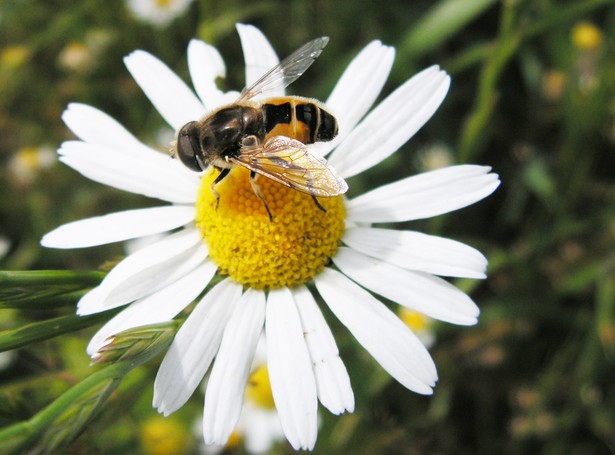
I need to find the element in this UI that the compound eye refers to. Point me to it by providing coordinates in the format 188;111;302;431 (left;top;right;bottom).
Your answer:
176;121;204;172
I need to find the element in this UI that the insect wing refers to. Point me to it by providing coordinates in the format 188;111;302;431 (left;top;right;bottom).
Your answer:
232;136;348;197
237;37;329;102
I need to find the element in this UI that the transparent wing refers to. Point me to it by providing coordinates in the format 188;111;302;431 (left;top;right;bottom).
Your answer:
232;136;348;197
237;37;329;102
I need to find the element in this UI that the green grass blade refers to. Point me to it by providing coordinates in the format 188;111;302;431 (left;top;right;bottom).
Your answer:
0;270;104;310
399;0;498;58
0;310;119;352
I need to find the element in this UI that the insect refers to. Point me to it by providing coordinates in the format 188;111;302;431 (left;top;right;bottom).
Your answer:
173;36;348;220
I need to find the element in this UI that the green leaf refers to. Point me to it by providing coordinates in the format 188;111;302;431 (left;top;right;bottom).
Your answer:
0;270;104;309
0;310;119;352
399;0;498;58
0;362;131;455
0;321;180;453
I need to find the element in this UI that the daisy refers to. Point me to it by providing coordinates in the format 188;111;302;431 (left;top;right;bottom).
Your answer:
126;0;195;27
41;24;500;450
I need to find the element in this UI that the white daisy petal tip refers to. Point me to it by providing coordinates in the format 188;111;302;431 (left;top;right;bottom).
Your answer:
124;48;206;130
61;102;81;125
329;62;454;178
187;39;226;79
315;268;439;396
342;227;490;280
123;49;143;66
347;164;502;223
40;206;195;249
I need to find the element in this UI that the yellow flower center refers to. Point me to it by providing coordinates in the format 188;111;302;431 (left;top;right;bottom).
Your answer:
195;166;345;289
155;0;172;8
399;307;432;333
246;365;275;409
140;417;190;455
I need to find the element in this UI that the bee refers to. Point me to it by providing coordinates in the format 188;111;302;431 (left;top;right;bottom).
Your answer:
173;37;348;220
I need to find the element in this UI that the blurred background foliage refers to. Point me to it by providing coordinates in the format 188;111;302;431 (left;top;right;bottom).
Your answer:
1;0;615;453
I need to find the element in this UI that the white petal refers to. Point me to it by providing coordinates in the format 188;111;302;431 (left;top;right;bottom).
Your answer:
77;228;206;315
343;226;487;279
347;165;501;223
315;41;394;156
203;289;265;445
292;285;354;414
62;103;151;156
79;248;209;317
187;39;229;110
86;262;216;355
329;66;450;178
41;205;195;249
58;140;200;203
315;268;437;395
124;49;206;130
154;279;242;416
266;287;318;451
236;23;281;97
333;247;479;325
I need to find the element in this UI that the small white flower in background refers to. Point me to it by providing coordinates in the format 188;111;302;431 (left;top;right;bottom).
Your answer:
0;351;16;371
126;0;195;26
41;24;500;450
0;236;10;262
8;146;55;186
58;42;93;72
415;142;455;172
58;30;112;73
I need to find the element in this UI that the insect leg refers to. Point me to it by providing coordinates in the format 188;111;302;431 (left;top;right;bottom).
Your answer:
211;167;231;210
249;171;274;222
311;195;327;213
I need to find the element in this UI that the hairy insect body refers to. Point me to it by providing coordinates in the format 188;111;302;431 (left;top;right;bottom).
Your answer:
173;36;348;219
190;97;338;171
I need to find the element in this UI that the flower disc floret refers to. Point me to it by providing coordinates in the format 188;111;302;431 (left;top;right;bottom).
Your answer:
195;167;345;289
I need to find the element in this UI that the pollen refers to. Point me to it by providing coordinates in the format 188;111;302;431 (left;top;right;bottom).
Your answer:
195;166;346;289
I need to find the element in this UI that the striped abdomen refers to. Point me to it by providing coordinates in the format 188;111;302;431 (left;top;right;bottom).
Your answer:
262;97;338;145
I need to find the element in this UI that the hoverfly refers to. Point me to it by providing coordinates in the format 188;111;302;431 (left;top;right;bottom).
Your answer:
173;37;348;220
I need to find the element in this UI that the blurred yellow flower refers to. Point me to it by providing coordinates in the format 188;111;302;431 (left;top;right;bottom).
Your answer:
198;355;286;454
571;21;603;51
245;364;276;410
141;416;191;455
399;307;436;348
1;45;30;69
542;70;567;101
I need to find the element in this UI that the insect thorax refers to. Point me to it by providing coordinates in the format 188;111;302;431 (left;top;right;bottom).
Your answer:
199;105;265;162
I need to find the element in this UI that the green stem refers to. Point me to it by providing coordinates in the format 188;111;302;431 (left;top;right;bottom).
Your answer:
455;0;613;161
0;361;131;454
458;0;522;162
0;310;120;352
